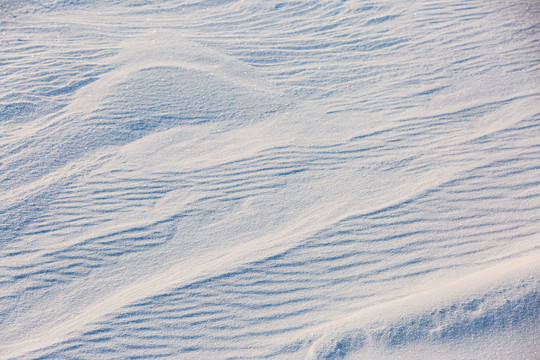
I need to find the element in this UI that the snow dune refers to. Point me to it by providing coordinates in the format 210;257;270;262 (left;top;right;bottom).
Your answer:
1;0;539;359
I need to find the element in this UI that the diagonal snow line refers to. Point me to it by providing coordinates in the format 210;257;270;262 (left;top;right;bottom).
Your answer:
0;183;448;358
0;201;340;358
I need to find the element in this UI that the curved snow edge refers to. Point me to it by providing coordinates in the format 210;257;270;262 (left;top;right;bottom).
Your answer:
307;249;540;359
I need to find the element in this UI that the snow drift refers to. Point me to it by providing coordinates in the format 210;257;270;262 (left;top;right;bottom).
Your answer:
1;0;539;359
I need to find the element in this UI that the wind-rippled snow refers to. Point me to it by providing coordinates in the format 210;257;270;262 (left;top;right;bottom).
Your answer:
1;0;539;359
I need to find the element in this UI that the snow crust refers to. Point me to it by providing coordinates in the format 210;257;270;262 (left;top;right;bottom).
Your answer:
1;0;539;359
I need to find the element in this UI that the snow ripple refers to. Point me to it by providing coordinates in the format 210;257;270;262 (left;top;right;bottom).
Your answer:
1;0;539;359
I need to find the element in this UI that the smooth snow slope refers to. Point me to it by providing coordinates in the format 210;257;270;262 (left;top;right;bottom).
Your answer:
1;0;539;359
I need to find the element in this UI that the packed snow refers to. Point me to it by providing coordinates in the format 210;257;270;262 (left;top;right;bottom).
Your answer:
1;0;539;359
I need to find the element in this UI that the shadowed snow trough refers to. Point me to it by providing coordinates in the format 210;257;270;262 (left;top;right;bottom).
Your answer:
1;0;539;359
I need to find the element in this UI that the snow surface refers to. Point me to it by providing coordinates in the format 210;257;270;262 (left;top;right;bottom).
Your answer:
1;0;539;359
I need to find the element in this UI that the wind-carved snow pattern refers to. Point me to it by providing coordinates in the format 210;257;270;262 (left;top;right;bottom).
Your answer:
0;0;539;359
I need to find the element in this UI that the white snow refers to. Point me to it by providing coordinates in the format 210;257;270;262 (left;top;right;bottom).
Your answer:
1;0;539;359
